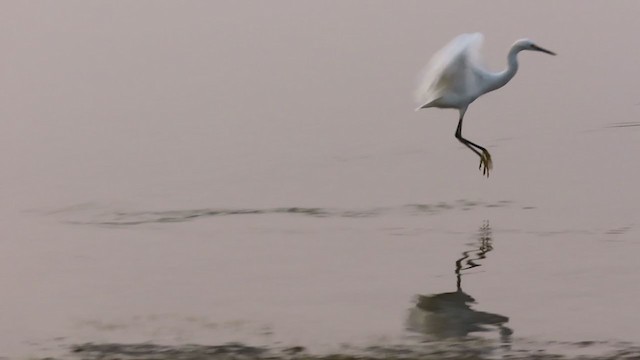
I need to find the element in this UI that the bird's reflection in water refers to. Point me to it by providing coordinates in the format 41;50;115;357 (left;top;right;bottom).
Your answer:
407;222;512;344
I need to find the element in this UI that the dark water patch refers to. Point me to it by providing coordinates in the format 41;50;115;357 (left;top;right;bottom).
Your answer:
71;342;267;359
59;340;640;360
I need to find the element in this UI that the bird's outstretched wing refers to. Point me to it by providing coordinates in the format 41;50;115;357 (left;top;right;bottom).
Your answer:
415;33;487;108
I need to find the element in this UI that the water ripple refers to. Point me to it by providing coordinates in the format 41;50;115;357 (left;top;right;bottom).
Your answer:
56;200;514;226
605;121;640;129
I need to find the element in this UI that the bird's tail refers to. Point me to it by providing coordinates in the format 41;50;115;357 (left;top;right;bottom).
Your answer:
415;99;437;111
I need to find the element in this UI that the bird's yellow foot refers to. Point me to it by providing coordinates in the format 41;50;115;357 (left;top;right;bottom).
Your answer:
478;150;493;177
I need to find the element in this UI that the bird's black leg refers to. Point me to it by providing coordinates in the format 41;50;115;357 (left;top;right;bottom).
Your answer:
455;115;493;177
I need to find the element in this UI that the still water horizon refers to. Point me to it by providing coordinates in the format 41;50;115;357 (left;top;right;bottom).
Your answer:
2;1;640;358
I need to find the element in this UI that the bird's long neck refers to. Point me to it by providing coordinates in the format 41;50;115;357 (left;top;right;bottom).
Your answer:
485;45;520;93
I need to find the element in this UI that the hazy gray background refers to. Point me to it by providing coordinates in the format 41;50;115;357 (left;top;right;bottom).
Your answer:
1;1;640;358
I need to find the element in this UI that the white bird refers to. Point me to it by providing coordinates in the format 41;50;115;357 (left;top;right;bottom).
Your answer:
415;33;555;177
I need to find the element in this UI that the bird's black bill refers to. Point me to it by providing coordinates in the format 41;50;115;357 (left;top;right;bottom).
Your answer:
532;44;556;55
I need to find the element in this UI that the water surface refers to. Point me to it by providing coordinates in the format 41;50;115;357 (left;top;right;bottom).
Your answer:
2;1;640;358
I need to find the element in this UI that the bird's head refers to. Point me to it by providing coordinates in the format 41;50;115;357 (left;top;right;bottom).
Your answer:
515;39;556;56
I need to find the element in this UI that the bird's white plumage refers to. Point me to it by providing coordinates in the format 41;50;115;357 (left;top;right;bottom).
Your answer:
414;32;556;177
415;33;488;109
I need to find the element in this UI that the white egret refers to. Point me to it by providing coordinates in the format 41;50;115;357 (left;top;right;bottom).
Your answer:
415;33;555;177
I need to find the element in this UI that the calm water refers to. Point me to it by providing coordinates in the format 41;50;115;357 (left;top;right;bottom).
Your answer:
2;1;640;358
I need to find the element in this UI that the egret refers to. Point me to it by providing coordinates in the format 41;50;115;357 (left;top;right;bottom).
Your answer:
415;33;555;177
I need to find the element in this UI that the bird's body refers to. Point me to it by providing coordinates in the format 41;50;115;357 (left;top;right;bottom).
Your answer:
415;33;555;177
